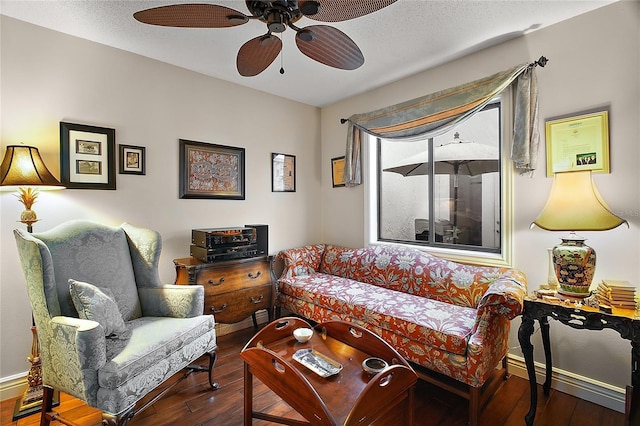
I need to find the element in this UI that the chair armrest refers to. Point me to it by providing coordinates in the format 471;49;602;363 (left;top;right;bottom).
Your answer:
138;285;204;318
276;244;326;278
46;316;107;404
475;269;527;321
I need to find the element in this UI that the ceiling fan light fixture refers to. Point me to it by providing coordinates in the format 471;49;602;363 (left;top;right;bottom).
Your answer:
267;11;287;33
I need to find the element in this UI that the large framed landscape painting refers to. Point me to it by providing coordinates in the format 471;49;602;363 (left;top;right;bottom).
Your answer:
179;139;245;200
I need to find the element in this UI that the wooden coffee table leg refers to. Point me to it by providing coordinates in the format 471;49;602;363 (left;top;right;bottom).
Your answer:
244;363;253;426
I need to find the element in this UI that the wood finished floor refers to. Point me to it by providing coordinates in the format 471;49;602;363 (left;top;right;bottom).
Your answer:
1;326;625;426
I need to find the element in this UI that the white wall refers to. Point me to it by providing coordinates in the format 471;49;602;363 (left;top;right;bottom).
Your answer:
2;0;639;410
0;16;321;389
321;0;639;409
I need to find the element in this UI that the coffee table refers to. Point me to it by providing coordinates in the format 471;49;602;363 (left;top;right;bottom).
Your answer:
241;317;417;425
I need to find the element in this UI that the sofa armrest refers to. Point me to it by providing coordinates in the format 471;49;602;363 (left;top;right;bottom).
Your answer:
138;285;205;318
46;316;106;404
276;244;326;278
475;269;527;321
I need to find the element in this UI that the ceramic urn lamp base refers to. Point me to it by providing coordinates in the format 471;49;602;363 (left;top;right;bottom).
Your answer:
553;233;596;298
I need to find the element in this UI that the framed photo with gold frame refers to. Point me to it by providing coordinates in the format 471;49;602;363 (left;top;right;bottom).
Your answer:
60;122;116;190
272;153;296;192
545;109;610;177
331;156;346;187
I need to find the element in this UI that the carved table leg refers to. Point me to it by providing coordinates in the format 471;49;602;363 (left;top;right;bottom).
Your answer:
518;314;537;426
629;340;640;425
540;315;552;395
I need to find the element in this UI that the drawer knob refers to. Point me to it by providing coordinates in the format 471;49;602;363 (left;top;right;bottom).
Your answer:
208;277;225;285
250;295;264;304
211;304;228;314
248;271;262;279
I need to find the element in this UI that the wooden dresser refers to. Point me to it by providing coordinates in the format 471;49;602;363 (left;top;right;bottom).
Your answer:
173;256;275;327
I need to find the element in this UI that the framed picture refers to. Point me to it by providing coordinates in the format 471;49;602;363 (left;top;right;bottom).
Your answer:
60;122;116;189
179;139;245;200
331;156;346;187
272;153;296;192
119;144;145;175
545;109;610;177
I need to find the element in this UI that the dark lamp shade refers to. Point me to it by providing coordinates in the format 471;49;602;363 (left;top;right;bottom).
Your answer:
0;145;64;191
531;170;627;231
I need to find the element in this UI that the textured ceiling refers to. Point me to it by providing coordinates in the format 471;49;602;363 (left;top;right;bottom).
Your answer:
1;0;616;107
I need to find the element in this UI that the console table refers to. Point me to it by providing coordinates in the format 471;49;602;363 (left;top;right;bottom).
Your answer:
173;256;275;326
518;296;640;426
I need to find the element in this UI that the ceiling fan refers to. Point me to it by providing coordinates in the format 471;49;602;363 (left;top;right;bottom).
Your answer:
134;0;397;77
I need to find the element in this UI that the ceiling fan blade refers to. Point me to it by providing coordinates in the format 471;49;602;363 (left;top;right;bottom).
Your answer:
237;35;283;77
295;25;364;70
299;0;397;22
134;4;249;28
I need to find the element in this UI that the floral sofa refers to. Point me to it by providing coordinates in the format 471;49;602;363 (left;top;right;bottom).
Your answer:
276;244;527;426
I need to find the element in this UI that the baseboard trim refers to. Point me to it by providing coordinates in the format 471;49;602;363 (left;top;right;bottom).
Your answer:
0;372;27;401
508;353;625;413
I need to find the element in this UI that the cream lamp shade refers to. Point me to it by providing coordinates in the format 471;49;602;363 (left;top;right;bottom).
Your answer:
532;170;627;231
531;170;627;298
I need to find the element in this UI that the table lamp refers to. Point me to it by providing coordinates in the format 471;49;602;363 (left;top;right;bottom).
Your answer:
531;170;627;298
1;144;64;419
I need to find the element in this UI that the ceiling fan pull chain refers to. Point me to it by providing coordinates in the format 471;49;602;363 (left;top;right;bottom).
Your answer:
280;34;285;74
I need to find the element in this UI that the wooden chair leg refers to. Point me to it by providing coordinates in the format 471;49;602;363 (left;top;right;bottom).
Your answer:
503;355;510;380
102;407;134;426
207;351;220;390
468;387;480;426
40;386;54;426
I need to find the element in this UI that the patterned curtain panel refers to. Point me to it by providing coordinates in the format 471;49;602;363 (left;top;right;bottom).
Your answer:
343;62;540;186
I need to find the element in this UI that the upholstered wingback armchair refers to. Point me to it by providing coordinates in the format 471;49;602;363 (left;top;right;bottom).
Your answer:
14;220;218;426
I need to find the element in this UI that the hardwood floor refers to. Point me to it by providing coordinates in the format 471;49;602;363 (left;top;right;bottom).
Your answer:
1;326;625;426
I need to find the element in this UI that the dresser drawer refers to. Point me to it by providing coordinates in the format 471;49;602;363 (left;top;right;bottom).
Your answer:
205;285;272;324
196;260;270;294
174;256;274;325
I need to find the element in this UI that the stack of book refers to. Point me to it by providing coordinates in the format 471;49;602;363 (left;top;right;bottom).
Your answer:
595;280;638;310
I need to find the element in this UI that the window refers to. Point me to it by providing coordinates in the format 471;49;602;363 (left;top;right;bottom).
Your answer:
366;96;513;266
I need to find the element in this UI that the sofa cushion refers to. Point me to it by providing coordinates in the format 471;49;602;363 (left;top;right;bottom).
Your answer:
69;279;131;340
319;244;507;308
99;315;215;390
279;273;476;355
278;244;326;278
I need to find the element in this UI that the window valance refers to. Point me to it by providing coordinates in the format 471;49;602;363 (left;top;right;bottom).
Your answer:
341;57;547;186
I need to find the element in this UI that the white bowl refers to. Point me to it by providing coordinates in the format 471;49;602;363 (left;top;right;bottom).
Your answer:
293;327;313;343
362;357;388;375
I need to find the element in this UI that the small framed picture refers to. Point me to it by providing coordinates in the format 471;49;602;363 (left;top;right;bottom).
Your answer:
179;139;245;200
272;153;296;192
119;145;146;175
331;156;346;187
545;109;610;177
60;122;116;190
